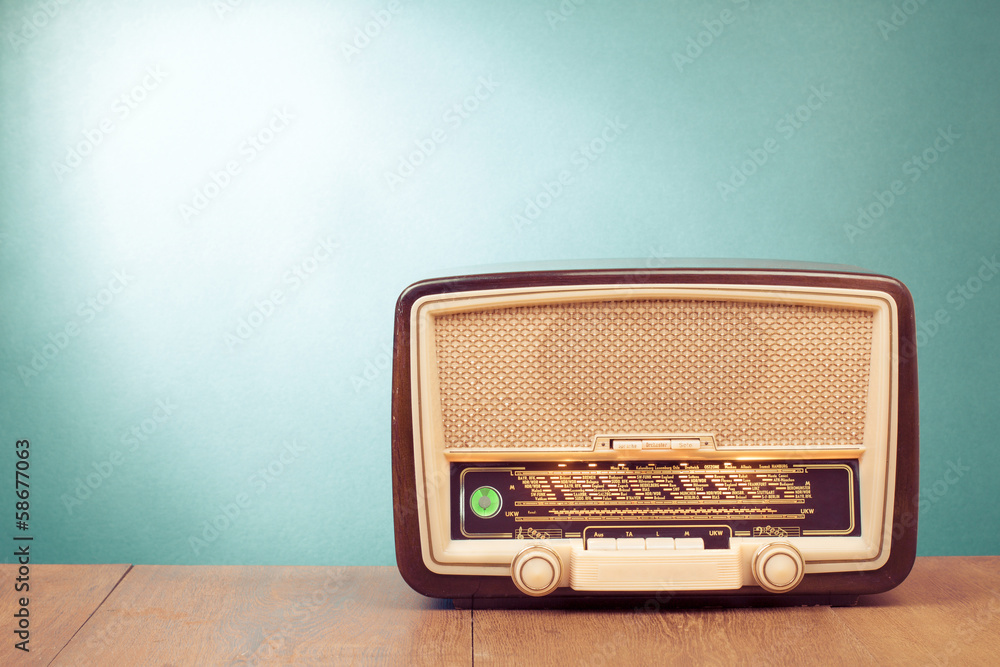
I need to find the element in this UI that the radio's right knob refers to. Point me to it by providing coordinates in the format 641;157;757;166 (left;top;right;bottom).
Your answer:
752;543;805;593
511;545;562;597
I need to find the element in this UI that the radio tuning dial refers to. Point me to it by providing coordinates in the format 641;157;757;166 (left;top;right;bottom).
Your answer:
511;545;562;597
752;543;805;593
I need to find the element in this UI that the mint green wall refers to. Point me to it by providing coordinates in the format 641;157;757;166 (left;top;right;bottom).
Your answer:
1;1;997;565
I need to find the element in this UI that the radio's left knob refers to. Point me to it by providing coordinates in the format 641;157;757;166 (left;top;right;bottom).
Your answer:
511;545;562;597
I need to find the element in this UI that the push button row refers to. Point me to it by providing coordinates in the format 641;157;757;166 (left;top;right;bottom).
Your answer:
611;438;702;451
587;537;705;551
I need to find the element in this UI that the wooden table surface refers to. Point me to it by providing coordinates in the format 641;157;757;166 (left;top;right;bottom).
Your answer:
1;557;998;666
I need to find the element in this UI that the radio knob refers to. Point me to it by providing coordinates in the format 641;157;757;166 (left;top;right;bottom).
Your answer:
752;543;805;593
511;545;562;597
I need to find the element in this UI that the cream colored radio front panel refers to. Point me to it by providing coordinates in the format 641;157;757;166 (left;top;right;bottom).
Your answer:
409;285;898;591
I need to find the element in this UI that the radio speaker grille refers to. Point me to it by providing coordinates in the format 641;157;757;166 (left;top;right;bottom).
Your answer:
431;299;874;449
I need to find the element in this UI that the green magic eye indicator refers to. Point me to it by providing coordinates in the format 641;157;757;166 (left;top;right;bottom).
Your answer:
469;486;502;519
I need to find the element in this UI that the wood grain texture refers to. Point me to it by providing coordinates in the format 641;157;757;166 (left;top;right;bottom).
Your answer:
7;557;997;666
52;565;469;666
473;557;1000;666
472;603;874;666
0;563;130;666
836;556;1000;666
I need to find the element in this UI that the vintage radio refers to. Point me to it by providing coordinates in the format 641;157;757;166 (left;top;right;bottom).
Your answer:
391;261;918;606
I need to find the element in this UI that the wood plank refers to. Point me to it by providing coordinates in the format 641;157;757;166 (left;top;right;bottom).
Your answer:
10;557;996;665
473;602;875;666
0;563;131;666
472;557;1000;665
53;565;470;666
834;556;1000;666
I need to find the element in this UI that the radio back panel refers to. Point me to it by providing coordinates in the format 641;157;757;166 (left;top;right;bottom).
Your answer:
391;264;918;605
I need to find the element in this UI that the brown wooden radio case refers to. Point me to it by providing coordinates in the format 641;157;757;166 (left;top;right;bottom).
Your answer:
391;261;918;607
